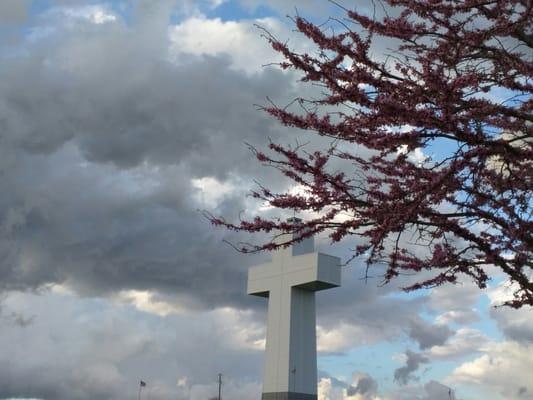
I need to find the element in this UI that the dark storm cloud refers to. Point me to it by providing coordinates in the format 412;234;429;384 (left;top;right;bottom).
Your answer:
0;1;296;308
0;142;264;308
0;29;291;172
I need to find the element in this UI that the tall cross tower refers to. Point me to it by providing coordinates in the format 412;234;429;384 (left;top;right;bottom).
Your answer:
248;218;341;400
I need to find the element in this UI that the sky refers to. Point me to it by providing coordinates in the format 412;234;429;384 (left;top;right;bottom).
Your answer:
0;1;531;400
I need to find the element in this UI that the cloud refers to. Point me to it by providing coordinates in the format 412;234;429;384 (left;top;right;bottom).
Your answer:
169;16;287;75
311;258;433;354
427;328;489;360
0;290;263;400
393;350;429;385
423;380;459;400
315;303;439;355
0;1;302;310
449;341;533;400
384;380;459;400
429;282;481;325
2;39;290;170
408;319;453;350
318;377;345;400
54;4;117;25
0;295;35;327
435;310;479;326
0;144;256;308
488;282;533;344
490;305;533;344
0;0;30;24
318;372;382;400
187;379;261;400
347;372;380;400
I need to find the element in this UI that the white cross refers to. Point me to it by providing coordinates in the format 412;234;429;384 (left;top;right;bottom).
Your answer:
248;222;341;398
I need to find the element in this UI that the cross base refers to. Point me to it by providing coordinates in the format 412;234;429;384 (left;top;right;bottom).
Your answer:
262;392;317;400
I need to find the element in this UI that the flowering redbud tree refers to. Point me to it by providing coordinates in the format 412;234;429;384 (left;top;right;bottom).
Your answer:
210;0;532;307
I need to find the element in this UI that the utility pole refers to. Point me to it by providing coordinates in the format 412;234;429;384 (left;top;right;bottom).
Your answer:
138;380;146;400
217;373;222;400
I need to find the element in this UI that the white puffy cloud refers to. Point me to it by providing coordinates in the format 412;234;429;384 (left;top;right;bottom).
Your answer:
428;280;481;325
318;372;382;400
317;322;374;353
427;328;488;360
60;5;117;24
448;341;533;400
169;11;323;76
318;377;342;400
488;281;533;343
169;16;286;74
114;289;191;316
191;176;240;208
435;309;479;326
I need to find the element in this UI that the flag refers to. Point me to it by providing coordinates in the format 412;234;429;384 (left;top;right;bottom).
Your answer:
140;380;147;387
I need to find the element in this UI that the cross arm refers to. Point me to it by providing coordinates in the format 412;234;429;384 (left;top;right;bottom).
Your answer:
247;261;278;297
247;252;341;297
290;252;341;291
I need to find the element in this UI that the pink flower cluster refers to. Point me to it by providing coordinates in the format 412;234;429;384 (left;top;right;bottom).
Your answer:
210;0;532;308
